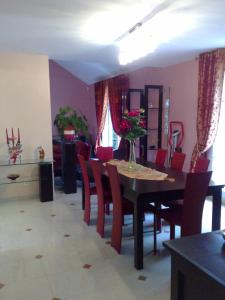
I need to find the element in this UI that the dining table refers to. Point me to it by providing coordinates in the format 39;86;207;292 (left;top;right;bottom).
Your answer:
114;160;225;270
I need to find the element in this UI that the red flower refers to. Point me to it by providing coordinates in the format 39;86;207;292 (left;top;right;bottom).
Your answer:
120;119;131;132
139;118;146;129
127;110;140;117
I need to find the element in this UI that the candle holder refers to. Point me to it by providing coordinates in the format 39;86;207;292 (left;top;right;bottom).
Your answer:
6;128;22;164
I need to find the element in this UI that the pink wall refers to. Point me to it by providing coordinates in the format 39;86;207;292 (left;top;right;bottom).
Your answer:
128;60;199;171
49;60;97;141
49;59;199;170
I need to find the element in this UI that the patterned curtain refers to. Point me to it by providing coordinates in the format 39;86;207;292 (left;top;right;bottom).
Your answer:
94;80;108;149
108;75;129;135
190;48;225;171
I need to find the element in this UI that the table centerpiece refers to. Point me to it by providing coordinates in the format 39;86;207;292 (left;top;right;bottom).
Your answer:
120;108;147;169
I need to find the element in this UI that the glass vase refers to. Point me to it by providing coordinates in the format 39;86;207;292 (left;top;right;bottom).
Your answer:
128;140;136;169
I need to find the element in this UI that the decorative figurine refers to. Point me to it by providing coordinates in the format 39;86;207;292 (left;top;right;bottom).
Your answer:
6;128;22;164
37;146;45;161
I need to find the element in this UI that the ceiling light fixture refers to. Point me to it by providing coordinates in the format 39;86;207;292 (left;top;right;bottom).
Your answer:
116;8;195;66
117;21;160;65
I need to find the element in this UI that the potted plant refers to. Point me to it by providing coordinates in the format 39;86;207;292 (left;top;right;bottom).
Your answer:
54;106;89;140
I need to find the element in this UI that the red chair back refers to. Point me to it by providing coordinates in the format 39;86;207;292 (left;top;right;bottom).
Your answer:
77;154;90;191
171;152;186;171
193;157;210;173
106;163;123;253
90;159;111;237
155;149;167;166
96;146;113;162
181;171;212;237
75;140;91;162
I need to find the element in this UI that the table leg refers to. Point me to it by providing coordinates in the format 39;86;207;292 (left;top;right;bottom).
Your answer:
82;179;85;210
212;187;222;231
134;199;144;270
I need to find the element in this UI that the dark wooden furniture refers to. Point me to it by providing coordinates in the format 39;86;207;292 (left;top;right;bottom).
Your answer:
39;162;53;202
62;141;77;194
118;161;224;269
164;231;225;300
126;88;145;160
125;86;163;161
143;85;163;161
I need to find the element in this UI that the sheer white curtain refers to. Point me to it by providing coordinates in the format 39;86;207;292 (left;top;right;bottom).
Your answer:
101;105;120;149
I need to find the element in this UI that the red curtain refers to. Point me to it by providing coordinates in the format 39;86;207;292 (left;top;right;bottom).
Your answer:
108;75;129;135
94;80;108;149
190;48;225;170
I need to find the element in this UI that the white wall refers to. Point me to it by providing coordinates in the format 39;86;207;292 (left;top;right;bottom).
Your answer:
0;53;52;199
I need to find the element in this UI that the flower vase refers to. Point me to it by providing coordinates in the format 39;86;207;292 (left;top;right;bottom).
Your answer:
128;140;136;169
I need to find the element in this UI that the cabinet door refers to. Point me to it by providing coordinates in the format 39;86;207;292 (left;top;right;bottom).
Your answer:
144;85;163;161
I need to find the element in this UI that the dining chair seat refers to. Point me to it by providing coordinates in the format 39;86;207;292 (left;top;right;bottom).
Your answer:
156;207;182;226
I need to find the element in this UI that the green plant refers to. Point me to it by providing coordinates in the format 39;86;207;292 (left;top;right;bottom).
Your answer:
54;106;89;137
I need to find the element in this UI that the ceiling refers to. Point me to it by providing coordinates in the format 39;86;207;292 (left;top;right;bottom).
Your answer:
0;0;225;84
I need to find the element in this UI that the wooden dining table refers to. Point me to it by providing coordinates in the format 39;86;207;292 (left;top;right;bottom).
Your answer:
116;161;225;270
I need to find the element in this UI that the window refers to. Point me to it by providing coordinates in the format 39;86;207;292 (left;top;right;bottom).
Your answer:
101;105;120;149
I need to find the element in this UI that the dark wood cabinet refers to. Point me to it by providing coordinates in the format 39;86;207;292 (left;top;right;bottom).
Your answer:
126;88;145;159
143;85;163;161
126;85;163;161
62;141;77;194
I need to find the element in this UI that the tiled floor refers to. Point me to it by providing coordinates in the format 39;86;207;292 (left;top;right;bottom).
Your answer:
0;187;224;300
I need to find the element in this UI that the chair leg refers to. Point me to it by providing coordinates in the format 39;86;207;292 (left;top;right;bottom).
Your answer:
97;198;105;238
105;203;110;215
84;194;91;225
111;213;122;254
153;214;157;254
170;224;175;240
82;180;85;210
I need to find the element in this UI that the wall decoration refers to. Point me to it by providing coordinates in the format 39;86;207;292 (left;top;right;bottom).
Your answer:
6;128;22;164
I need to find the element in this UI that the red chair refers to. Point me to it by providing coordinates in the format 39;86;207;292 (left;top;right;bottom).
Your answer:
78;154;97;225
171;152;186;171
193;156;210;173
153;171;212;253
155;149;167;167
106;163;134;253
90;159;112;238
75;140;91;162
96;146;113;162
165;155;210;209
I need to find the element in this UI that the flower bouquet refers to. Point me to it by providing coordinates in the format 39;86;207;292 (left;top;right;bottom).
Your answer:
120;108;147;168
